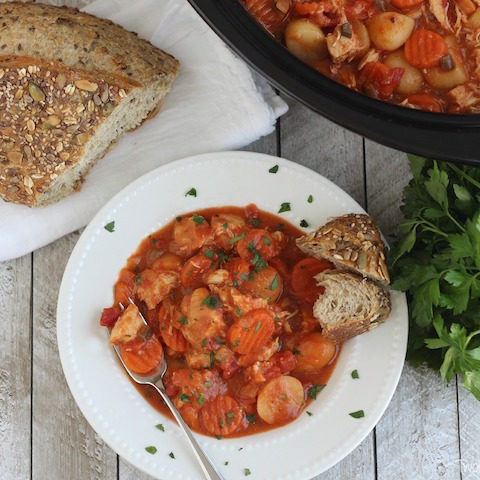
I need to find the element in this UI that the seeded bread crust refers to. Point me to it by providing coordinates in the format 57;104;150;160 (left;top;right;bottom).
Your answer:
296;213;390;286
313;271;391;343
0;2;179;206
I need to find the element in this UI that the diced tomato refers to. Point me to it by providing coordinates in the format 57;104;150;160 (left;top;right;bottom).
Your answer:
99;306;123;328
358;62;404;100
119;334;163;374
290;257;332;303
276;350;297;373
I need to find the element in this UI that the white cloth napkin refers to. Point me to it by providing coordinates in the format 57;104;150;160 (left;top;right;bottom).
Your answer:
0;0;287;262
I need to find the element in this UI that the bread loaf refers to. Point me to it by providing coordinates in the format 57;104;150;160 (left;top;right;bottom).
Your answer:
296;213;390;286
0;2;179;207
313;271;391;342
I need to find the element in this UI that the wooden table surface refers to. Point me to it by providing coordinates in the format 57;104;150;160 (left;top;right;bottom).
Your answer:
1;2;480;480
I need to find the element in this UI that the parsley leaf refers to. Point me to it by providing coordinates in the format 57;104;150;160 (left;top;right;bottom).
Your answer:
307;195;313;203
201;295;219;309
349;410;365;419
145;446;157;454
308;384;326;399
269;164;279;173
185;187;197;197
278;202;291;213
351;369;359;379
300;219;309;228
155;424;165;432
104;221;115;232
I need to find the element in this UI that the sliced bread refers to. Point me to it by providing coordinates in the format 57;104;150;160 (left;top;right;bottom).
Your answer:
313;271;391;342
0;2;179;206
296;213;390;286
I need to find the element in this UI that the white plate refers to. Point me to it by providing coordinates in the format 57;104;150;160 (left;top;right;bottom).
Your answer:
57;151;408;480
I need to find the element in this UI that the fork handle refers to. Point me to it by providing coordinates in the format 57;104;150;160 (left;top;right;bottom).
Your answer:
152;381;225;480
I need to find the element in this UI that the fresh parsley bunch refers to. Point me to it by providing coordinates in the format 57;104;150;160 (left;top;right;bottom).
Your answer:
389;155;480;401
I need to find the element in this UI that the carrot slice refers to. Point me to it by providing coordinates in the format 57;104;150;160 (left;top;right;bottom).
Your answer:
119;334;163;374
290;257;332;303
390;0;424;10
200;395;244;436
227;308;275;354
114;269;136;306
404;29;449;69
407;93;442;112
244;0;287;36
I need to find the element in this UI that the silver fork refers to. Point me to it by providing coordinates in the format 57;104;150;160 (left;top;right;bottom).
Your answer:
113;299;224;480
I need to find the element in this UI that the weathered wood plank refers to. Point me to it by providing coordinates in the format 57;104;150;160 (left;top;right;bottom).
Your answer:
458;382;480;480
0;255;32;480
280;97;365;207
280;99;375;480
31;233;117;480
365;141;461;480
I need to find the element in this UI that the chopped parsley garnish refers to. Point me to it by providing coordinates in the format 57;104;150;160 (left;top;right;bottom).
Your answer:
185;187;197;197
263;236;271;246
278;202;291;213
349;410;365;419
204;381;212;388
244;468;251;476
216;336;226;345
218;418;225;428
226;411;235;424
155;424;165;432
249;218;260;227
306;411;313;416
269;274;279;291
150;236;157;245
230;338;240;348
197;393;205;406
223;222;228;229
178;316;188;325
192;214;204;224
145;446;157;454
252;251;267;272
254;321;262;333
307;195;313;203
201;338;208;348
176;215;182;222
169;451;175;459
246;414;255;423
240;273;249;281
300;219;309;228
104;221;115;232
293;348;301;355
201;295;219;309
274;316;280;323
215;435;223;440
238;447;244;451
218;251;230;263
135;274;142;285
203;249;215;258
281;394;287;400
309;384;326;400
235;306;243;317
229;232;246;244
269;164;279;173
179;393;190;403
224;461;229;466
351;369;359;379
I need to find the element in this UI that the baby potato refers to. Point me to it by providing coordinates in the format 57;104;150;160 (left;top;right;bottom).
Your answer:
257;375;305;425
285;18;328;62
368;12;415;51
293;332;336;374
354;20;371;57
239;265;283;302
424;36;468;90
384;50;423;95
151;252;183;272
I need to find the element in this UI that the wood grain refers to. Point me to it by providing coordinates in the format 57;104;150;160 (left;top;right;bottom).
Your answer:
458;381;480;480
31;233;117;480
280;97;365;207
0;255;32;480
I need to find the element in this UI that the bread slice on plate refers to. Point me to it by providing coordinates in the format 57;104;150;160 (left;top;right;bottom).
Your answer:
0;2;179;207
296;213;390;286
313;271;391;343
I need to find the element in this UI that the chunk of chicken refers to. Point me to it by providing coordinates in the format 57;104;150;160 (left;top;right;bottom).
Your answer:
237;338;280;367
327;20;368;63
210;213;246;251
169;215;213;257
204;269;231;287
448;83;480;109
429;0;450;29
109;304;144;345
185;350;212;369
136;269;180;310
180;287;226;350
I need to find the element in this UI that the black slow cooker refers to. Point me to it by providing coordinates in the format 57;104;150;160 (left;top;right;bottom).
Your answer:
188;0;480;164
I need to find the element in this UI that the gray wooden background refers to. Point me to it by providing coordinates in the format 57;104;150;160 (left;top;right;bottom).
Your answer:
1;1;479;479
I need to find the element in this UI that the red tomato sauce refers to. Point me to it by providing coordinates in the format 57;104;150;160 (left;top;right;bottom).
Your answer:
102;205;341;437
